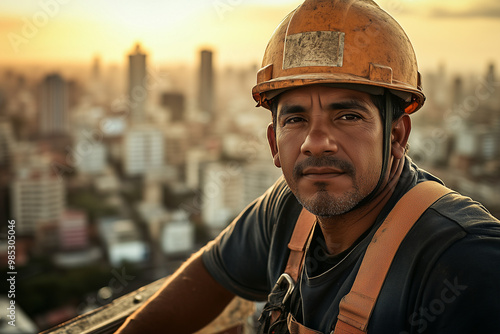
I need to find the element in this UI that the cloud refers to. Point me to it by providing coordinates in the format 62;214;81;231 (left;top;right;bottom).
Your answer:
430;0;500;18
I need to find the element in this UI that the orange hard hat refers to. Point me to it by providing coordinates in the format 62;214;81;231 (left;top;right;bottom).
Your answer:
252;0;425;114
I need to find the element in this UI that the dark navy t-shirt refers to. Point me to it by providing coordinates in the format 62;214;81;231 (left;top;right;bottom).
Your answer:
202;157;500;333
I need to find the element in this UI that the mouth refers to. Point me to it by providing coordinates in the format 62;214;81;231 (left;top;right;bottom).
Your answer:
293;157;355;182
301;167;345;180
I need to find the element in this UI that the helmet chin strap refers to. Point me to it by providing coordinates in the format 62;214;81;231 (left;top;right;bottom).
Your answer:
347;90;393;212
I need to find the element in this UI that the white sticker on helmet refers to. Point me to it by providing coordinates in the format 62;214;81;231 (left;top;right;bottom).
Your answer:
283;31;345;69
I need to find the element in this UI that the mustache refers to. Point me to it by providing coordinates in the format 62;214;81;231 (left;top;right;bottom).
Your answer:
293;156;355;179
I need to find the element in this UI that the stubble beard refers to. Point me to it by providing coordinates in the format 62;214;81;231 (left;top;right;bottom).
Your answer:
296;181;364;217
290;156;367;217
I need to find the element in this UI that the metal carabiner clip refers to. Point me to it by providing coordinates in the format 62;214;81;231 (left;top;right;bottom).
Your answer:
273;273;295;304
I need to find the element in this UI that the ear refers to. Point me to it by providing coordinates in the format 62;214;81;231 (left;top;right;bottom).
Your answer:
391;114;411;159
267;123;281;168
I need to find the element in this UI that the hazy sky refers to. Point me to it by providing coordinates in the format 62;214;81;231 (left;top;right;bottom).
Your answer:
1;0;499;74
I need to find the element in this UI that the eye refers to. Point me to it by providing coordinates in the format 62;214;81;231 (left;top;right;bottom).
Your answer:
339;113;361;121
283;116;306;125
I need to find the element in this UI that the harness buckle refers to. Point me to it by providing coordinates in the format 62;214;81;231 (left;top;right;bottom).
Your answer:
273;273;295;304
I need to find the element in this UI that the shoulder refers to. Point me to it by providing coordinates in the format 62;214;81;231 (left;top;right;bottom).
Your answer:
414;204;500;332
416;191;500;311
378;189;500;332
425;190;500;273
422;191;500;270
406;190;500;272
429;191;500;236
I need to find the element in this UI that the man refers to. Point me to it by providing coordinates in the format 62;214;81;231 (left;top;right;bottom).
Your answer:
116;0;500;333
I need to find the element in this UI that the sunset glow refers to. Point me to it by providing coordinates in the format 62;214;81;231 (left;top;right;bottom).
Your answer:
1;0;499;72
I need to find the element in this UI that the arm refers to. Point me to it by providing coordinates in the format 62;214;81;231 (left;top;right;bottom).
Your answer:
114;250;235;334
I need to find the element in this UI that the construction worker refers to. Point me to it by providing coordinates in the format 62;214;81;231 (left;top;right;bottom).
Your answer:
116;0;500;333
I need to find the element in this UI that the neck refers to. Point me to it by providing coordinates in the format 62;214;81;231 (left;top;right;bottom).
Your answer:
317;157;404;255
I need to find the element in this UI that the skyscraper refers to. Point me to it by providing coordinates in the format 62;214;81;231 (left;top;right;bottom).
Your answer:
201;161;244;234
198;49;214;119
451;76;464;108
92;55;101;81
129;43;147;122
161;92;185;122
123;124;164;176
39;73;68;135
0;121;15;167
11;160;65;236
486;62;495;88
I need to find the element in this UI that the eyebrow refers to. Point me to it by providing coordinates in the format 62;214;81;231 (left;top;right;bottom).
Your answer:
327;100;373;112
278;104;307;117
278;99;374;117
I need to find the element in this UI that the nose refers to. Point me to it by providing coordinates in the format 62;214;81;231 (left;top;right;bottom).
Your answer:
300;118;338;157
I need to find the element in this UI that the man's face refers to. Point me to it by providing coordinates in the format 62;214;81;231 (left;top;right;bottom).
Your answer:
268;85;384;216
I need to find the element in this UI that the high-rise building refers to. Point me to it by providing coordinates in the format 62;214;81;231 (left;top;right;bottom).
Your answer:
59;210;89;251
39;73;68;135
89;55;107;104
165;125;189;168
451;76;464;108
74;137;107;174
123;124;164;176
201;161;244;234
200;160;281;234
98;217;149;267
185;148;220;190
486;62;495;88
423;64;448;113
0;120;15;167
11;160;65;236
162;210;195;255
198;49;214;118
185;149;205;190
128;43;147;122
92;55;101;81
161;92;185;122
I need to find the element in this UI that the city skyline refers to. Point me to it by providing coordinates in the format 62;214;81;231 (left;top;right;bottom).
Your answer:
1;0;499;73
1;1;500;331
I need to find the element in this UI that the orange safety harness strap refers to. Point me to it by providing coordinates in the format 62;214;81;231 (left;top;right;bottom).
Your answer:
286;208;317;282
282;181;452;334
287;314;322;334
334;181;452;332
267;209;316;326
